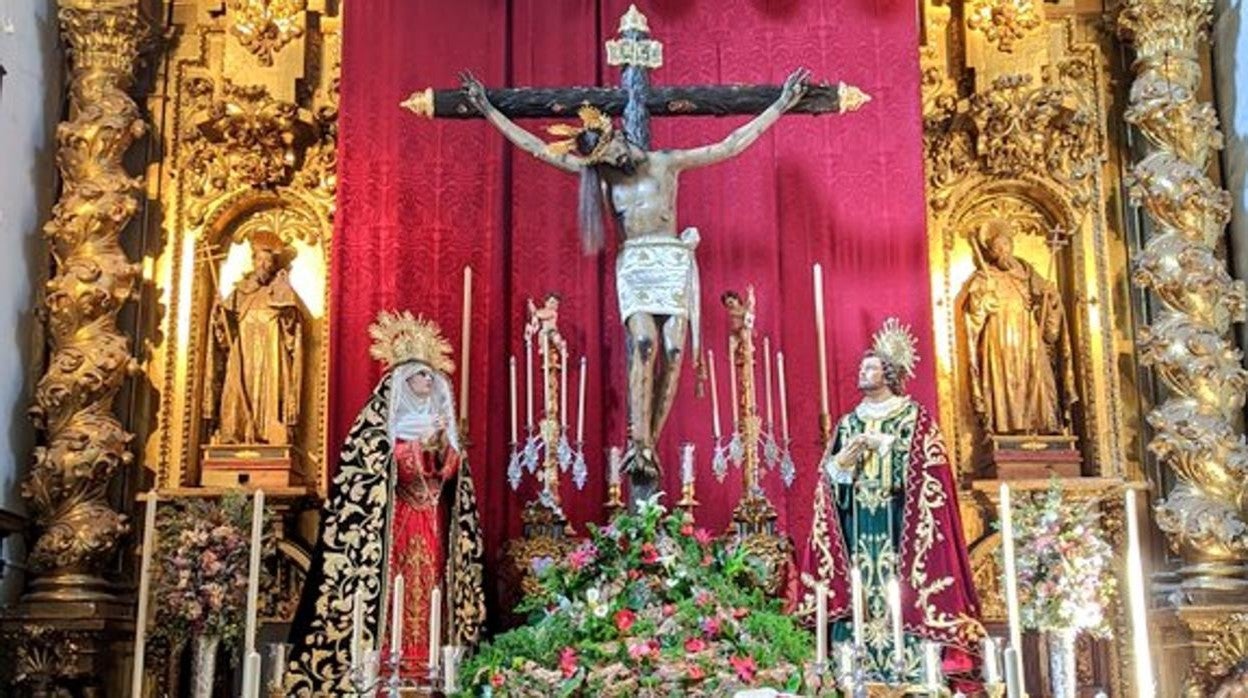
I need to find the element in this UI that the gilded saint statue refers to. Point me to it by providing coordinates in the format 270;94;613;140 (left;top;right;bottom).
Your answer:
963;219;1076;436
204;233;303;445
461;67;810;499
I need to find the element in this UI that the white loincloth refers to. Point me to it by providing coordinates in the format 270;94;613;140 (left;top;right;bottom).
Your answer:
616;228;701;356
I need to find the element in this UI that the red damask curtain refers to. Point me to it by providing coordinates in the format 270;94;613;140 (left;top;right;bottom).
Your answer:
333;0;934;619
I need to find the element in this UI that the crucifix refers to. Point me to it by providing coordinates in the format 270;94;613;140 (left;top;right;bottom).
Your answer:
402;4;869;509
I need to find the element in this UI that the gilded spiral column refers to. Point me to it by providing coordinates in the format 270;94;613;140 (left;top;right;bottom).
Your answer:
1119;1;1248;590
22;0;145;598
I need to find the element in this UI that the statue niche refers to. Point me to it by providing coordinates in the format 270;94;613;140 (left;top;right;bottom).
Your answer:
200;219;310;488
957;214;1081;478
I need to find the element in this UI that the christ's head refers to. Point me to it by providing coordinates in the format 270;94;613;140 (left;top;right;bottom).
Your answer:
578;128;642;174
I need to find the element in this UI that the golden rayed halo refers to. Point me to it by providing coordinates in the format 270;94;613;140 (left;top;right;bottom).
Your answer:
368;310;455;374
545;104;614;161
871;317;919;381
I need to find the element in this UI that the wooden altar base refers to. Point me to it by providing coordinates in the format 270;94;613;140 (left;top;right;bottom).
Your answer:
980;434;1081;480
200;444;298;488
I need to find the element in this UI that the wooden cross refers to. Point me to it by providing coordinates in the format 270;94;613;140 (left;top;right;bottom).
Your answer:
401;4;870;139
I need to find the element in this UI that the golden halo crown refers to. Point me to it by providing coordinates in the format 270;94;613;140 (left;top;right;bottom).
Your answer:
545;104;615;162
368;310;455;374
871;317;919;381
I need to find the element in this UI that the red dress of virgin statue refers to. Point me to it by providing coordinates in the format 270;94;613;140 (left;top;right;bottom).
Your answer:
389;434;460;672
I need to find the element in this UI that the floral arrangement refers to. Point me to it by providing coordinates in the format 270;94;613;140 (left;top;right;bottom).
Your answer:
459;497;813;696
149;494;269;651
1010;480;1116;636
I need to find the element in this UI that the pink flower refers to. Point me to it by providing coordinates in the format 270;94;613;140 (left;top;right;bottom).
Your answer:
701;617;721;638
641;543;660;565
684;637;706;653
687;665;706;681
490;672;505;687
694;528;713;546
695;590;713;607
627;640;654;662
681;522;696;537
615;609;637;633
662;604;677;618
730;655;757;683
559;647;578;678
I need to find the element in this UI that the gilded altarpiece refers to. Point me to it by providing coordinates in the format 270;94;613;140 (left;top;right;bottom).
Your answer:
921;1;1143;693
142;1;339;497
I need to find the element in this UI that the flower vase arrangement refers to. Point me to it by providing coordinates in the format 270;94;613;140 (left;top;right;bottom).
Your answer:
460;496;813;696
149;494;270;698
1009;480;1116;698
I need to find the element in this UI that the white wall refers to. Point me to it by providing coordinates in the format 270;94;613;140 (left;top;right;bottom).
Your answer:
0;0;61;604
1215;1;1248;353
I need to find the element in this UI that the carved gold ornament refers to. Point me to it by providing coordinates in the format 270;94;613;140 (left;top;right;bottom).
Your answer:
227;0;306;66
1119;0;1248;571
22;0;147;583
368;310;455;374
967;0;1043;53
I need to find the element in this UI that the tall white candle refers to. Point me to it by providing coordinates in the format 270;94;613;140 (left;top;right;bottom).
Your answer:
1126;489;1156;697
608;447;622;486
352;588;364;668
130;491;158;698
542;334;552;418
509;355;518;443
728;337;739;431
777;352;790;442
560;349;568;429
923;641;942;690
241;650;262;698
459;266;472;423
576;356;587;444
763;337;774;433
1003;647;1022;698
815;582;829;666
681;443;696;487
812;264;830;416
525;337;534;430
851;566;865;647
244;490;265;656
428;586;442;671
390;574;405;660
999;483;1025;689
982;636;1001;685
838;643;854;679
708;350;722;441
888;577;905;674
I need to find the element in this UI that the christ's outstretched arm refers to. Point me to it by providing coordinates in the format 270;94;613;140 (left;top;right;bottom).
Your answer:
667;67;810;171
460;71;584;174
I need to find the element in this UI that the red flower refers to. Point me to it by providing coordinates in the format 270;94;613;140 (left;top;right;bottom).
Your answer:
694;528;713;546
662;603;677;618
701;554;713;566
732;607;750;620
490;672;505;687
641;542;660;565
684;637;707;653
628;569;641;581
680;522;695;537
730;655;757;683
559;647;579;678
614;608;637;633
687;665;706;681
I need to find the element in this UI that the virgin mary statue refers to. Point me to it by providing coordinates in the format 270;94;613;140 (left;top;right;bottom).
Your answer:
285;311;485;695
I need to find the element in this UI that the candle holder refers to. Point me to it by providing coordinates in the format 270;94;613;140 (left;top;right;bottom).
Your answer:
676;480;699;510
984;685;1006;698
713;288;795;538
508;302;588;517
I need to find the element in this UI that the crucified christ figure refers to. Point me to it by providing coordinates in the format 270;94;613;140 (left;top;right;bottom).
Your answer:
462;67;809;505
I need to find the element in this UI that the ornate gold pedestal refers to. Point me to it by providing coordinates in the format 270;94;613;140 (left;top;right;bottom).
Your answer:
731;493;792;596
